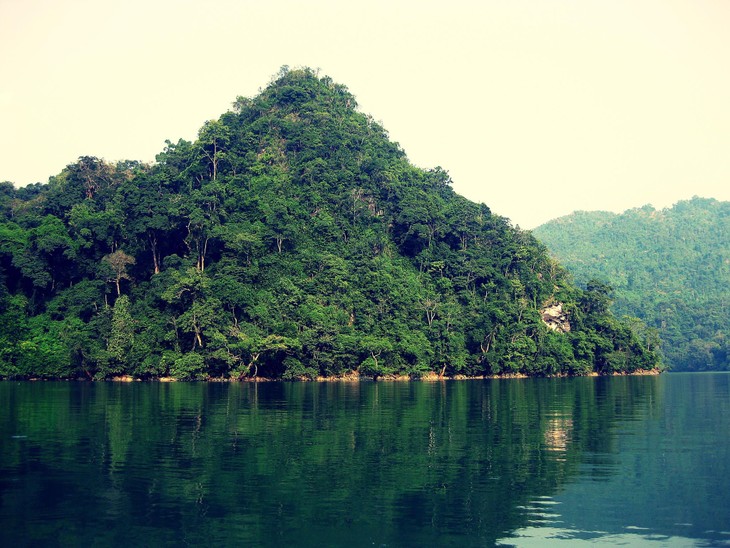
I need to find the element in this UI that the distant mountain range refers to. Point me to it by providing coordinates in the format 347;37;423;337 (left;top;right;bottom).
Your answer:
534;197;730;371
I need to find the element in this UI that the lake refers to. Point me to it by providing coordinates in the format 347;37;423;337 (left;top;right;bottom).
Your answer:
1;373;729;547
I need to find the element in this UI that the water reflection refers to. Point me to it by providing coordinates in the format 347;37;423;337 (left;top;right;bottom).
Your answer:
0;374;728;546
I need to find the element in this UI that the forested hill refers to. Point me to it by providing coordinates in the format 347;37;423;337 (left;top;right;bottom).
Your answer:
534;197;729;371
0;68;659;380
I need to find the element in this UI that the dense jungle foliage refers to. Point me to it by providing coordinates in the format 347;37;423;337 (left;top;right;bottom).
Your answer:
0;68;659;380
534;198;729;371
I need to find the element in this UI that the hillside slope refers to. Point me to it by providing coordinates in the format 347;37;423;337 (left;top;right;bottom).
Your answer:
534;197;729;370
0;68;659;379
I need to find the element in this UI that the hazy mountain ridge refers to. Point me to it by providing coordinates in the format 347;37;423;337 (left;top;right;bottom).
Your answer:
534;197;730;370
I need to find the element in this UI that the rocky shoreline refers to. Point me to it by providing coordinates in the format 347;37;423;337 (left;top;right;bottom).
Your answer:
96;368;663;383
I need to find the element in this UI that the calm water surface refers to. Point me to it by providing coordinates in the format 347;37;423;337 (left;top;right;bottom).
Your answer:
1;373;729;547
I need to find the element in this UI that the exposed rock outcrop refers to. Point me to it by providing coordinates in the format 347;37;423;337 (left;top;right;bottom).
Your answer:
541;302;571;333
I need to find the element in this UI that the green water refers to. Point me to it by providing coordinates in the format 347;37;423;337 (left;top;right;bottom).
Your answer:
1;374;729;547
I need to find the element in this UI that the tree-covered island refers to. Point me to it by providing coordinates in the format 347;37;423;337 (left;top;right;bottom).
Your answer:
0;68;660;380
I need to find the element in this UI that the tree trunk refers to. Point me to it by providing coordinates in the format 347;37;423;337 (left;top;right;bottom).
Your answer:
149;233;160;274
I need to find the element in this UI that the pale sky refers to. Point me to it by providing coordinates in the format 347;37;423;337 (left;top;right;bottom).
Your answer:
1;0;729;228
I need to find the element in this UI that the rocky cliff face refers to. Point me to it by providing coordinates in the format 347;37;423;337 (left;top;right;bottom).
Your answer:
541;303;571;333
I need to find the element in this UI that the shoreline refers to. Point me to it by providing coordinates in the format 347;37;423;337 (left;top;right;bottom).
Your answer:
9;368;664;382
